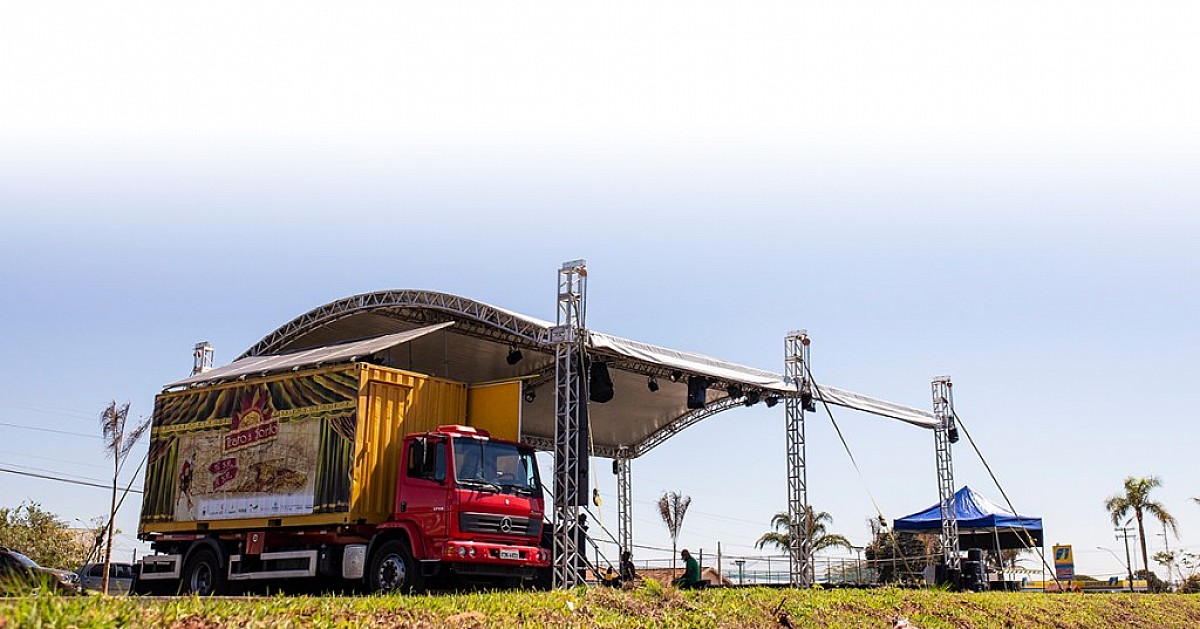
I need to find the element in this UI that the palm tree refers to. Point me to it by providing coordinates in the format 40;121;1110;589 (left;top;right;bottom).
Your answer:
657;491;691;573
100;401;150;595
1104;476;1178;575
756;508;852;554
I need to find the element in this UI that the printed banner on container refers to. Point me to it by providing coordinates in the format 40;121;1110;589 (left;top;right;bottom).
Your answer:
141;369;359;524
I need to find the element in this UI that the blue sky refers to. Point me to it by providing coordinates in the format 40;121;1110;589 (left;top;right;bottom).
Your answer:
1;1;1198;580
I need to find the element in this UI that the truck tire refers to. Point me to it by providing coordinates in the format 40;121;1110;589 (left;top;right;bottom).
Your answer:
368;540;422;594
180;548;225;596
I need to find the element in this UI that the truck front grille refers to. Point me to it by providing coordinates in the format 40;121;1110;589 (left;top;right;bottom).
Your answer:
459;513;541;537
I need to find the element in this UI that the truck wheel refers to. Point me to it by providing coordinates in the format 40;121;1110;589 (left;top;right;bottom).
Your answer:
181;548;225;596
368;540;422;594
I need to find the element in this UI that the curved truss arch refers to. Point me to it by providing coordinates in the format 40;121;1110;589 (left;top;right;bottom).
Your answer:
632;395;754;458
239;290;554;359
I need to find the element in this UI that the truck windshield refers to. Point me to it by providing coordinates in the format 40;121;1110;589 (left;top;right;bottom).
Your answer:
452;437;541;495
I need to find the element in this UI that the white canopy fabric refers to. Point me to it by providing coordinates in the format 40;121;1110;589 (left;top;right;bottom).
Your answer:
186;289;939;456
588;332;792;392
165;322;455;389
813;384;936;429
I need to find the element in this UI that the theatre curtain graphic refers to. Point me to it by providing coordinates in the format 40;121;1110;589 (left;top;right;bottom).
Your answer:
141;369;359;524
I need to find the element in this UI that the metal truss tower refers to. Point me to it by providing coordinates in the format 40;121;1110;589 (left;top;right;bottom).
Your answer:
932;376;960;573
552;260;588;588
192;341;214;375
784;330;812;586
615;455;632;559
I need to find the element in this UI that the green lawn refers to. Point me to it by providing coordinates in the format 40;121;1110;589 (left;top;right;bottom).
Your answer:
3;586;1200;628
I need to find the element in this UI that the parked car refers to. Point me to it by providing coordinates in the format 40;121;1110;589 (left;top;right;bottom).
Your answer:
0;547;80;595
77;562;134;594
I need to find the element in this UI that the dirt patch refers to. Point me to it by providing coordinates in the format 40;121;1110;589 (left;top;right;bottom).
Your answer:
168;615;223;629
445;611;487;628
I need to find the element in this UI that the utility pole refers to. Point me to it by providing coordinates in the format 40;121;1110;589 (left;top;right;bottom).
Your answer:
1116;526;1136;592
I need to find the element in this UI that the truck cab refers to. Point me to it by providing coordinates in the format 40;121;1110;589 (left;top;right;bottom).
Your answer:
368;425;549;591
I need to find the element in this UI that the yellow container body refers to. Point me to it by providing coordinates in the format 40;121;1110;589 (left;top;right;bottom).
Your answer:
139;363;466;536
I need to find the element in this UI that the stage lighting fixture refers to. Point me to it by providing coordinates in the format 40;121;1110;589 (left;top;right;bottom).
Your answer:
800;391;816;412
669;371;682;383
727;385;743;400
948;425;960;444
765;396;779;408
506;346;524;365
647;376;659;392
687;376;708;409
743;390;761;406
524;388;536;403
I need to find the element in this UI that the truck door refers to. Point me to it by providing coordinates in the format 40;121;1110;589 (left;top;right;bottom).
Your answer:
399;436;449;558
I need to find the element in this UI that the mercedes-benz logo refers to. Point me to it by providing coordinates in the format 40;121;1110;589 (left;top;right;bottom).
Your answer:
499;517;513;533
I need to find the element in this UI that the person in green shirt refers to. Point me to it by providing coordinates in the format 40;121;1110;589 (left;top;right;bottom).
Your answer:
673;549;702;588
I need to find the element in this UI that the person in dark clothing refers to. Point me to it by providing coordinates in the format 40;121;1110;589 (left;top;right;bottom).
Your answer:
619;549;638;583
673;549;702;588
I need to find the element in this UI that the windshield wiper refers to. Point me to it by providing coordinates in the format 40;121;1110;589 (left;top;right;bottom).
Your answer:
458;479;501;493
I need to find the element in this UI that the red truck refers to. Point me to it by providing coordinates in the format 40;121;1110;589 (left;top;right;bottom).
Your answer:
136;363;549;594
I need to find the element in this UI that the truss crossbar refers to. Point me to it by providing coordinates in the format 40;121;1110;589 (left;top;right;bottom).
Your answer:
932;377;960;572
552;261;587;589
784;331;811;586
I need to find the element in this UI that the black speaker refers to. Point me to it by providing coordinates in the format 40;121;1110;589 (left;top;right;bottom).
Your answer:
589;362;614;403
687;376;708;409
966;548;984;562
960;560;987;591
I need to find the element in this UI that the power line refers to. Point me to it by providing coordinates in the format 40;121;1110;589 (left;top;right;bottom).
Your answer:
0;466;143;494
0;420;101;439
0;420;151;444
0;402;98;422
0;449;109;471
1;462;122;487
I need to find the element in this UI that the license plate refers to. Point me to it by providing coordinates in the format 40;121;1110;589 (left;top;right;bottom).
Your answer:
498;549;521;561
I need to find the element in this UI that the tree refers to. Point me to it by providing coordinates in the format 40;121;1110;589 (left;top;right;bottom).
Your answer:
100;400;150;595
0;501;90;569
863;527;930;584
1136;568;1168;593
657;491;691;573
755;508;852;555
1104;476;1178;577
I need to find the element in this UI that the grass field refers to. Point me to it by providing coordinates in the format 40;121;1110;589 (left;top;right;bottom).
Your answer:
4;585;1200;628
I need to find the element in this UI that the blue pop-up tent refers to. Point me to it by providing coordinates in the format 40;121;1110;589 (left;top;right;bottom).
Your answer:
894;486;1043;551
